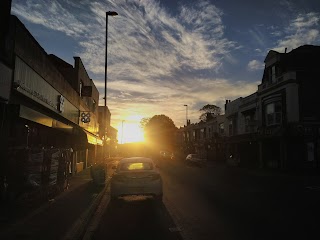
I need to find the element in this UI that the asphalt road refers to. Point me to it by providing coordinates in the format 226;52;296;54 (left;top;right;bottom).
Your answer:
89;159;183;240
87;158;320;240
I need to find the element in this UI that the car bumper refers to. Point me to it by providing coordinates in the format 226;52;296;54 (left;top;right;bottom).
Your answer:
110;181;162;197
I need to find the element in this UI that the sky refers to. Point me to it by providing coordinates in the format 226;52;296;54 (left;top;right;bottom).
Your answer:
11;0;320;132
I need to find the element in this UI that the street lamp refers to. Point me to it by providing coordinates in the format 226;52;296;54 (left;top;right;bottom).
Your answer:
121;120;125;144
104;11;118;160
183;105;188;126
25;124;30;147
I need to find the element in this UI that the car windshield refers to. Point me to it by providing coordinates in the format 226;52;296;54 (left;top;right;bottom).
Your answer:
120;162;153;171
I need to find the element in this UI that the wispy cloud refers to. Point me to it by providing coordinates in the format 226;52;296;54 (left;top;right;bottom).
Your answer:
12;0;88;37
12;0;255;127
247;60;264;71
272;12;320;52
104;76;258;125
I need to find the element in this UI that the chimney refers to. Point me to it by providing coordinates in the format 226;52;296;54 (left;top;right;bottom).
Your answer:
285;47;287;53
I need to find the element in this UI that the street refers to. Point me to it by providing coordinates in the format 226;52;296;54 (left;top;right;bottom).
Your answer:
85;158;320;240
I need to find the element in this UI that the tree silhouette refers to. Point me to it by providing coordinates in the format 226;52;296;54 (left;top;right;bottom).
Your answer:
141;115;177;152
199;104;221;122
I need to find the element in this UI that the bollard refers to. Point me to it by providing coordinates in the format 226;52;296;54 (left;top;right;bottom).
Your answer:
91;163;106;186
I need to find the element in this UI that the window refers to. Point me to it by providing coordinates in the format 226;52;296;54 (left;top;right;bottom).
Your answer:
92;99;96;111
271;65;276;83
266;65;277;83
228;118;237;135
79;80;83;97
219;123;224;134
201;128;205;139
265;102;282;126
244;115;254;133
120;162;153;171
229;121;233;136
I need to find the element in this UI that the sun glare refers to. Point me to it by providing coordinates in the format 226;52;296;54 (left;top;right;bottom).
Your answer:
118;121;145;144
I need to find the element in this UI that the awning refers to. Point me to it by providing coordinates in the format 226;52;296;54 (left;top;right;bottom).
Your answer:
83;130;103;146
19;105;73;133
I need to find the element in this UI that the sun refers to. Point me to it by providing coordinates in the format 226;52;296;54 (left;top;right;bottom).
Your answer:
118;122;145;144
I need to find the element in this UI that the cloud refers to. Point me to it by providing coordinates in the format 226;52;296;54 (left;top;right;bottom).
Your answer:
12;0;87;37
249;28;267;49
272;12;320;52
247;60;264;71
97;76;258;127
12;0;247;127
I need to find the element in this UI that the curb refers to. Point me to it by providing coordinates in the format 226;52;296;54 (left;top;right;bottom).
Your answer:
62;179;110;240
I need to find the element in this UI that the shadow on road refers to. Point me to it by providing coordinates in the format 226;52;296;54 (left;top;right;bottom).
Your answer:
92;196;182;240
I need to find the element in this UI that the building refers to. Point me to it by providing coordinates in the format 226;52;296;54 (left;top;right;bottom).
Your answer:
178;114;226;161
49;54;102;166
107;126;118;157
225;93;259;167
0;14;103;204
225;45;320;170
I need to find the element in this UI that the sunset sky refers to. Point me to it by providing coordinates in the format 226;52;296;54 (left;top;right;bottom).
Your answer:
11;0;320;136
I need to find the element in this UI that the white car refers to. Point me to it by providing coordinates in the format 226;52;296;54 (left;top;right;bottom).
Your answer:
110;157;163;201
185;154;206;166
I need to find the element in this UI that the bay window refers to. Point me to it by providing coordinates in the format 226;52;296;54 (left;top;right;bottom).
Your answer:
265;101;282;126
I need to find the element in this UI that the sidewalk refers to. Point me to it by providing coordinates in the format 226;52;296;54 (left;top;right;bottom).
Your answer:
0;167;108;240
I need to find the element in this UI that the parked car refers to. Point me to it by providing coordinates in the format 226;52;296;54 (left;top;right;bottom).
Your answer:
185;154;206;166
110;157;163;201
160;150;174;160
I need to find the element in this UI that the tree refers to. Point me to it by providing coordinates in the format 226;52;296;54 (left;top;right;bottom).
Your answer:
199;104;222;122
140;117;150;129
141;115;177;152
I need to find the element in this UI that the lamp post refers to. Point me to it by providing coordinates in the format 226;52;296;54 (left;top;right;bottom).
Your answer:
25;124;30;147
121;120;124;144
183;105;188;126
104;11;118;160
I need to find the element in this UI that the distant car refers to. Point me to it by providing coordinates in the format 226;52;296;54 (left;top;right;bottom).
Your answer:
110;157;163;201
185;154;206;166
160;150;173;159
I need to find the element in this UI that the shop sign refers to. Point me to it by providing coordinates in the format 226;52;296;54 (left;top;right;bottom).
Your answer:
16;80;57;110
81;112;91;123
58;95;65;113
